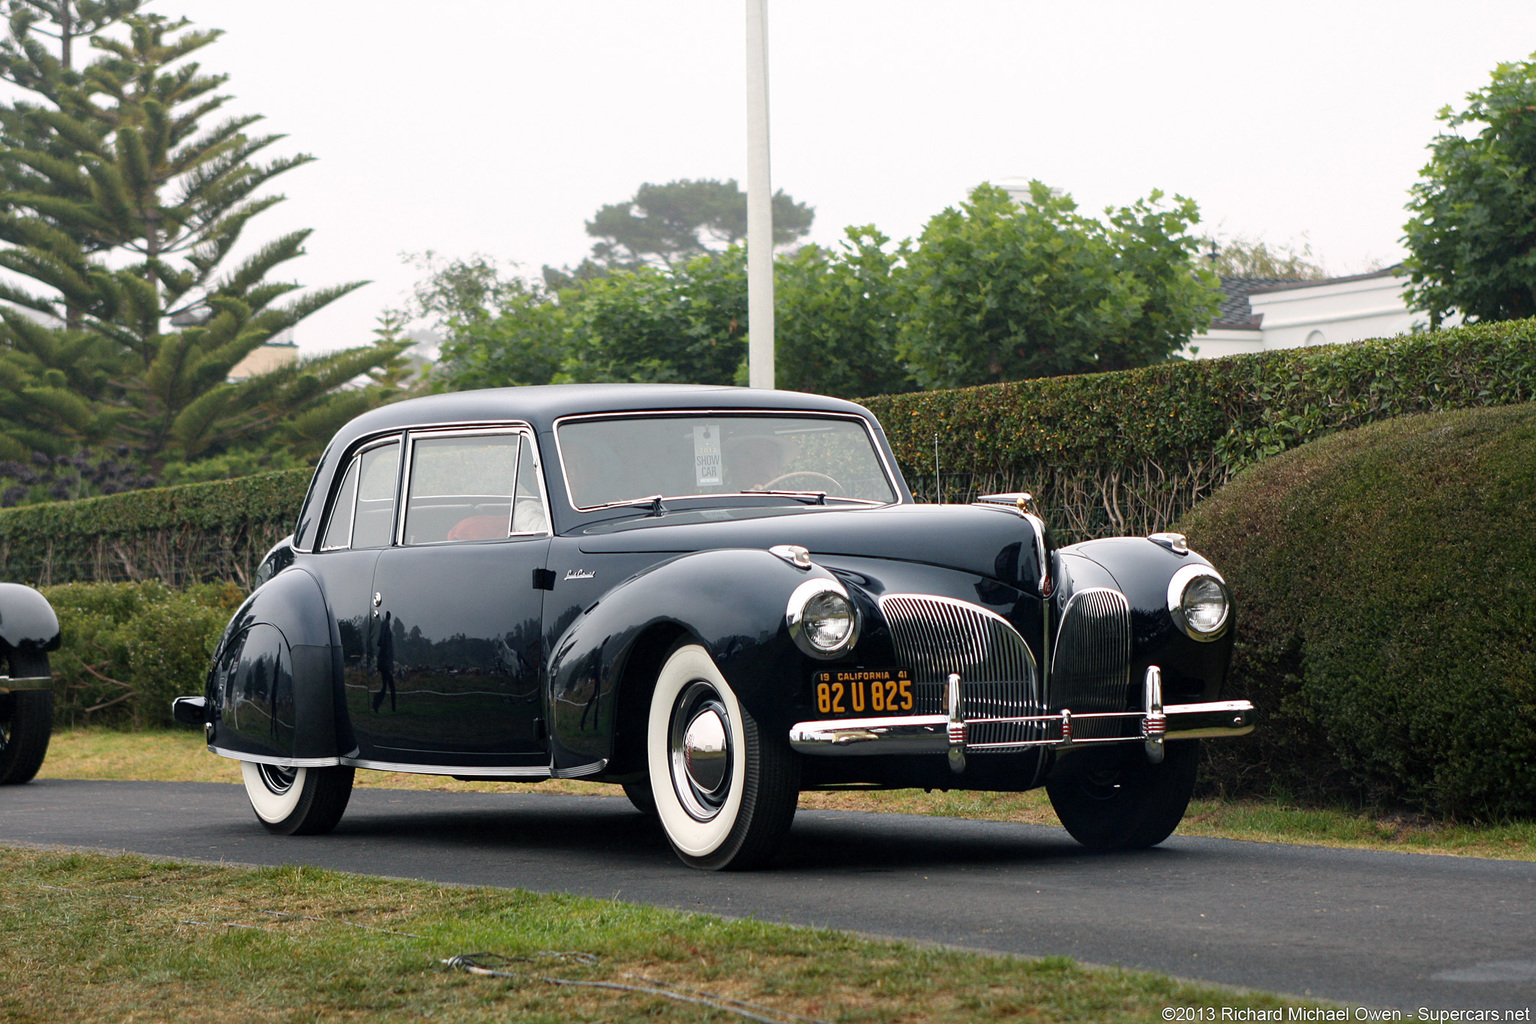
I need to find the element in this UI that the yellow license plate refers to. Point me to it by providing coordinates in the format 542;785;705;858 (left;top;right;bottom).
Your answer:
813;668;915;717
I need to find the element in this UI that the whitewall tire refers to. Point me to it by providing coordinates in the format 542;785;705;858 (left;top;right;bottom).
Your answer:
646;643;798;870
240;760;355;836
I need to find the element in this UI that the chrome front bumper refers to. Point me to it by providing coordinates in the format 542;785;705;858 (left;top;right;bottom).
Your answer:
788;665;1254;773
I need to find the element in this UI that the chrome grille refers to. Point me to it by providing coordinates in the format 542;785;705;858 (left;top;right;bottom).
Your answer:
1049;587;1132;739
878;594;1041;747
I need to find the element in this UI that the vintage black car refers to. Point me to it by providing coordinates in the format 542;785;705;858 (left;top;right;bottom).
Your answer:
174;384;1252;869
0;582;60;785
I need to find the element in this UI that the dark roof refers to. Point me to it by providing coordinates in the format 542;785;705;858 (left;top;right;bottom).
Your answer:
1208;266;1403;331
336;384;873;443
1210;277;1299;330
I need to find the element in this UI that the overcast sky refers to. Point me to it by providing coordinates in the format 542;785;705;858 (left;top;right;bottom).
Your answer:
158;0;1536;356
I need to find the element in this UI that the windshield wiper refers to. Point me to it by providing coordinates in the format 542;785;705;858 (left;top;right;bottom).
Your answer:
586;494;667;516
742;489;827;505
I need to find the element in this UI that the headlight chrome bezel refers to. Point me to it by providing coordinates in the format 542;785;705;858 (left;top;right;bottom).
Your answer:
786;577;860;659
1166;563;1231;642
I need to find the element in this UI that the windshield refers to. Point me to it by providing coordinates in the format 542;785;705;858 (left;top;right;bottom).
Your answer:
556;414;898;509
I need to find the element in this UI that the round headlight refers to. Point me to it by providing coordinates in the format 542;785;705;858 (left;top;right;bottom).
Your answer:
802;591;855;650
1167;564;1230;641
787;579;860;658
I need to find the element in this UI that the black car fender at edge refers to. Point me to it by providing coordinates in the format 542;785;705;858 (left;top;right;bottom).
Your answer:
206;567;344;762
546;547;832;770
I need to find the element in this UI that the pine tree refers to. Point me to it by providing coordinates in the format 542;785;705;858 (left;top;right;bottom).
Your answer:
0;8;405;478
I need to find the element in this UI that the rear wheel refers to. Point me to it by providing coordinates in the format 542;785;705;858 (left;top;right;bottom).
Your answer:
240;761;355;835
1046;740;1200;850
646;643;799;870
0;688;53;785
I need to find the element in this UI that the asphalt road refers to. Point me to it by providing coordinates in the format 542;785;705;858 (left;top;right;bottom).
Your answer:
3;779;1534;1012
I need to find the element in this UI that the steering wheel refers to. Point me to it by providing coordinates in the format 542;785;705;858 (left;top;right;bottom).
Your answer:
763;471;845;496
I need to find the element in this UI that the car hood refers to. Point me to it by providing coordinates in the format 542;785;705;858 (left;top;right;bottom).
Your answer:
574;502;1047;594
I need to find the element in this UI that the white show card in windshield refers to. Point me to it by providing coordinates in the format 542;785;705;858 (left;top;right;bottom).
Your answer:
693;424;722;486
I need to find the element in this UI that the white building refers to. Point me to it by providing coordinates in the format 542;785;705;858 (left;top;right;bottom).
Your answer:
1183;267;1426;360
226;328;299;381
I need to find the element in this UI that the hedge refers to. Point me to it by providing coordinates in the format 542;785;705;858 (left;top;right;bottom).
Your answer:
866;317;1536;540
1178;403;1536;820
3;317;1536;586
38;580;247;729
0;468;309;586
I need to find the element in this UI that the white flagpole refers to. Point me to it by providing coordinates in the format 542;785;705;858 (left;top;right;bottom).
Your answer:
745;0;775;389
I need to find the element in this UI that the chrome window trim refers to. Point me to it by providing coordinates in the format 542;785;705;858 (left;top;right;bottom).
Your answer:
318;455;361;552
396;423;551;546
551;408;903;512
316;435;403;553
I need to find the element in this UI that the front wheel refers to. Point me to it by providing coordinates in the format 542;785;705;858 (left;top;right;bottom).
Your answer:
1046;740;1201;850
0;688;53;785
240;761;355;836
646;643;799;870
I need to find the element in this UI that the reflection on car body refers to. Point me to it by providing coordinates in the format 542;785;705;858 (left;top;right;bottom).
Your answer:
174;384;1252;870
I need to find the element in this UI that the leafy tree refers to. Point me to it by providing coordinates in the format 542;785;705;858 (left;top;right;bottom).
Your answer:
407;253;568;390
899;182;1218;388
582;178;813;270
427;239;919;398
775;226;912;398
0;10;405;479
1200;234;1327;280
1404;51;1536;325
560;250;749;384
423;250;749;390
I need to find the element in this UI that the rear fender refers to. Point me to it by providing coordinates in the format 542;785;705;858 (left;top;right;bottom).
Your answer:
205;568;344;763
0;583;60;684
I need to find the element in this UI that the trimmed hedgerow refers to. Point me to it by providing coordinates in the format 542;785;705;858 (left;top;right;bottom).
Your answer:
867;317;1536;539
38;580;247;729
5;317;1536;586
1179;402;1536;820
0;468;309;586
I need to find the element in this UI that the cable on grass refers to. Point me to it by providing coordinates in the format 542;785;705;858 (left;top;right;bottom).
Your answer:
441;952;832;1024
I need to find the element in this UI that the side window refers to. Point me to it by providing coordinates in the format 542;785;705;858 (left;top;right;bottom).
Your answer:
512;433;548;535
319;457;361;550
404;433;521;545
351;442;400;549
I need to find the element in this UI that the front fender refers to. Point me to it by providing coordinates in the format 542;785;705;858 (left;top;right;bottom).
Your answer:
547;548;832;768
1056;537;1234;703
205;568;343;763
0;583;60;683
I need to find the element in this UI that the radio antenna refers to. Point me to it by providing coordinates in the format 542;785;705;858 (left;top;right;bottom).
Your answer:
934;432;941;505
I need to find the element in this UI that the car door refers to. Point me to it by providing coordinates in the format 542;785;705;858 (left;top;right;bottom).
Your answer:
362;428;552;769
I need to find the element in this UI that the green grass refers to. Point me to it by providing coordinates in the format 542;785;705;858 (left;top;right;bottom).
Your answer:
0;847;1320;1023
39;728;1536;861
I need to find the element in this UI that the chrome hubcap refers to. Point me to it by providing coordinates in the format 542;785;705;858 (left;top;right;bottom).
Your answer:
669;682;733;822
684;708;729;792
257;763;298;796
